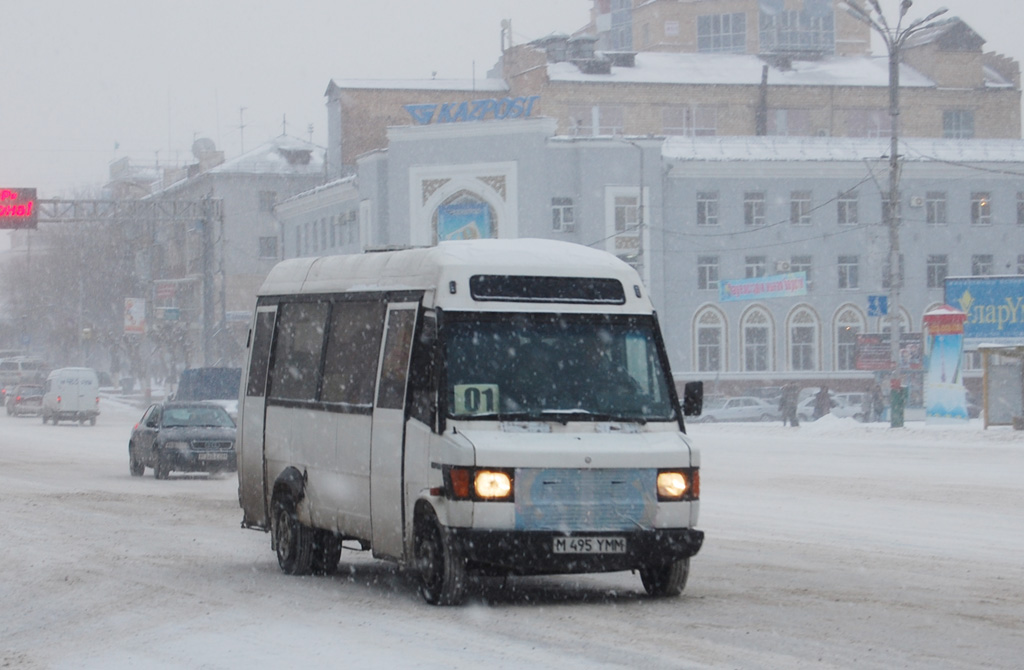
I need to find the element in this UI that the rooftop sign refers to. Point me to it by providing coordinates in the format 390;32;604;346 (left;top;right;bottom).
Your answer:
0;188;37;229
404;96;540;125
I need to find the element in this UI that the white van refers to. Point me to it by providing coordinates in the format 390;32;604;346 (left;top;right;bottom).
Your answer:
236;239;704;605
42;367;100;425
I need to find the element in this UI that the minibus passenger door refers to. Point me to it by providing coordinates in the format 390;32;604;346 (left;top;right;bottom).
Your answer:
239;305;277;529
370;303;418;559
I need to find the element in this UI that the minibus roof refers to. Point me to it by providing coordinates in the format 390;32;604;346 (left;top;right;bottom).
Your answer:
258;239;651;312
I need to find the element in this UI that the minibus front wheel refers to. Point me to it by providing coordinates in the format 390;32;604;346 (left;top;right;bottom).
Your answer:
272;494;313;576
414;506;467;606
639;557;690;597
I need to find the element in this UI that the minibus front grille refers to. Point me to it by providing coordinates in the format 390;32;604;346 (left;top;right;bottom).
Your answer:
513;468;658;532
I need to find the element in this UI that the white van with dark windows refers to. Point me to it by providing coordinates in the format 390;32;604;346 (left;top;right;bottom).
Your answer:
236;239;704;605
42;367;100;425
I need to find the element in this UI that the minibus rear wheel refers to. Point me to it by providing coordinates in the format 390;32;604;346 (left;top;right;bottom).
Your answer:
272;495;313;576
414;508;467;606
640;557;690;597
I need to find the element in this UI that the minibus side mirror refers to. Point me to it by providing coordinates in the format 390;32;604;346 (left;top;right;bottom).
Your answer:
682;381;703;417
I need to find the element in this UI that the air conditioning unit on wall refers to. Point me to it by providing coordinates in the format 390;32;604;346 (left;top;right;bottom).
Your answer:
775;260;791;272
910;196;924;208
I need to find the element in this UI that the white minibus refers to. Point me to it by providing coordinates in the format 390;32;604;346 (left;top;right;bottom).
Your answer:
237;239;704;604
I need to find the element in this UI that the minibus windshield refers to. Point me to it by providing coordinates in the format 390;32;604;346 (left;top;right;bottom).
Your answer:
444;313;676;422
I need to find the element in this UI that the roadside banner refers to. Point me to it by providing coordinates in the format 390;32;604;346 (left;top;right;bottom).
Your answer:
719;272;807;303
124;298;146;335
923;306;968;423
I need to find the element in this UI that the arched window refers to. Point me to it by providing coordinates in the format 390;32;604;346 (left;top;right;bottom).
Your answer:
741;305;774;372
433;190;497;242
834;305;867;371
787;306;820;371
694;306;727;372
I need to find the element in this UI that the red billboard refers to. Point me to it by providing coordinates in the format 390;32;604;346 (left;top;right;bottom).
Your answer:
0;188;38;229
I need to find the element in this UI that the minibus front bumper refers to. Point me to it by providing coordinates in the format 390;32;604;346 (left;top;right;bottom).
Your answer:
447;527;704;576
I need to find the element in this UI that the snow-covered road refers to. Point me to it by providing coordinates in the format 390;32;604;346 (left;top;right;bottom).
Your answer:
2;400;1022;669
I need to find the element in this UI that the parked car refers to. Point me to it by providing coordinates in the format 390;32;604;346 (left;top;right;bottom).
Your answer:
832;392;869;421
129;402;237;479
6;384;44;416
696;396;779;423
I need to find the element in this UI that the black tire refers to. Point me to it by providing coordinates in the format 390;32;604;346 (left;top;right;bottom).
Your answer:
153;456;171;480
129;444;145;477
640;557;690;597
272;496;314;576
414;509;467;606
311;529;342;575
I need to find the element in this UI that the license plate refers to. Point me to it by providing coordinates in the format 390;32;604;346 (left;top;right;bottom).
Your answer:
197;453;228;461
552;536;626;554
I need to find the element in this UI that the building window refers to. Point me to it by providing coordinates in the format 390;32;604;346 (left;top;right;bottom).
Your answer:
789;308;819;371
835;307;865;372
1017;193;1024;225
568;104;624;136
838;255;859;289
943;110;975;139
926;192;947;225
662;106;718;136
614;195;639;232
759;8;836;55
971;193;992;225
742;308;772;372
697;12;746;53
329;216;337;247
845;109;891;138
698;255;720;290
696;308;725;372
790;191;812;225
294;228;302;258
927;254;948;288
259;191;277;212
746;255;767;279
971;254;994;276
744;191;766;226
767;109;812;136
320;217;328;250
837;190;858;225
696;191;719;226
1018;254;1024;275
304;222;312;255
790;255;812;282
258;236;278;260
882;254;905;290
552;197;575;232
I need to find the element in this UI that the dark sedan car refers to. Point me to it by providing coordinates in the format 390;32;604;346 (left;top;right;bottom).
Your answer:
6;384;44;416
129;402;237;479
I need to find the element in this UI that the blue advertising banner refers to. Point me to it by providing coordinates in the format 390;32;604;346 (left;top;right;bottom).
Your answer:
719;272;807;303
437;201;492;241
944;277;1024;344
924;331;968;422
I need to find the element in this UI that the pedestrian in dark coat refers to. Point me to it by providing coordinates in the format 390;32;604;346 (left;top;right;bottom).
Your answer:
813;386;833;420
780;383;800;427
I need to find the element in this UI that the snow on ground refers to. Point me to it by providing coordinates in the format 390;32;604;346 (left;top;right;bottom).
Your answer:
2;400;1023;669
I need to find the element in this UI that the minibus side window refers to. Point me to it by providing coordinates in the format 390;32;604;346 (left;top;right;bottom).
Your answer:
408;313;437;428
245;311;276;397
377;309;416;410
321;301;385;408
268;302;329;401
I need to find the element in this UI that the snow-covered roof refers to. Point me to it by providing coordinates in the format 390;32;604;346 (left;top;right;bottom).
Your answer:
547;52;935;88
326;78;508;93
206;135;324;176
662;136;1024;163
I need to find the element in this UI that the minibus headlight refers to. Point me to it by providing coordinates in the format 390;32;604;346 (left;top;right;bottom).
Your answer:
444;467;514;501
474;470;512;500
657;469;699;501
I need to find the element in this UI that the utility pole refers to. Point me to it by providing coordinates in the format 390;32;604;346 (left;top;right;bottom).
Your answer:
841;0;947;425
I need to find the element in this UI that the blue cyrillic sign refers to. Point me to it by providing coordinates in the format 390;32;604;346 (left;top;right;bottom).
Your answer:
945;276;1024;343
405;96;540;125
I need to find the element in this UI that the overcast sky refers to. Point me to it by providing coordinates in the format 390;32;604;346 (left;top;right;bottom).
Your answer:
1;0;1020;198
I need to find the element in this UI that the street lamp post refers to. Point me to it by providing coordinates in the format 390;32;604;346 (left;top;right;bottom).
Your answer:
841;0;947;424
